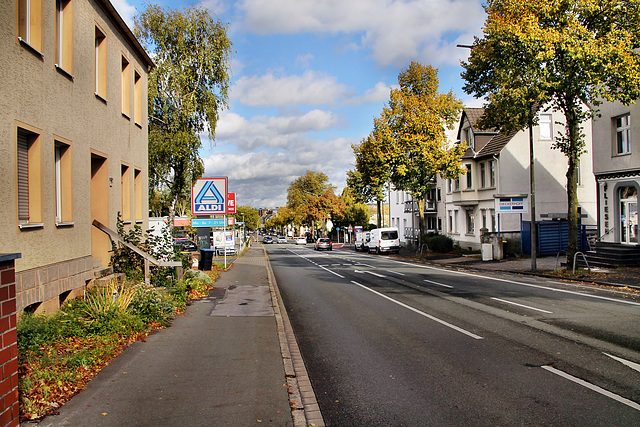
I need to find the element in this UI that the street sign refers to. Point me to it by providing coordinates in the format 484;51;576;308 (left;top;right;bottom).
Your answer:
192;178;227;215
227;192;236;214
192;218;226;227
495;196;528;213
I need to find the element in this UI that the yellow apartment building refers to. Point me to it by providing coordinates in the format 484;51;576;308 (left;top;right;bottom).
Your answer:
1;0;153;313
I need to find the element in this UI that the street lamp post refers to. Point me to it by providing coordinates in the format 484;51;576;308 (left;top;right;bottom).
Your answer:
241;213;245;249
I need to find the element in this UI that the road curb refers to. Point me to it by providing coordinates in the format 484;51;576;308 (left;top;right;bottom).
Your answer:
263;246;325;427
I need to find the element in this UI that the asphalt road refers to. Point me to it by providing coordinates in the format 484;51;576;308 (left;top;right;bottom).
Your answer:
266;243;640;426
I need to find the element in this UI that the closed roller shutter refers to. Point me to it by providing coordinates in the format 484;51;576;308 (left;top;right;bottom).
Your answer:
17;129;29;222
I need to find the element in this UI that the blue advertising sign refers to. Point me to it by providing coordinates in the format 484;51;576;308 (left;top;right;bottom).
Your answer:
191;218;226;227
192;178;227;215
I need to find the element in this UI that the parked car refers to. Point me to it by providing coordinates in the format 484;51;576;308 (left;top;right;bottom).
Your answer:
366;227;400;254
277;236;288;243
295;236;307;245
263;236;273;244
173;238;197;252
314;238;332;251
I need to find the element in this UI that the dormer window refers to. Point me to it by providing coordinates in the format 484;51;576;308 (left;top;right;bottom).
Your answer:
465;127;473;149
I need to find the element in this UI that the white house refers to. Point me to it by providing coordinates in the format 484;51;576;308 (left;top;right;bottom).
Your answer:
390;106;597;253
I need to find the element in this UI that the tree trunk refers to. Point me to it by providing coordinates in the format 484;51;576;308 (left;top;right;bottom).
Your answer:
376;199;382;228
417;198;425;253
565;111;580;270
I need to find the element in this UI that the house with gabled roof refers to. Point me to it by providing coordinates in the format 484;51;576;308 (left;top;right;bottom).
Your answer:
440;106;597;252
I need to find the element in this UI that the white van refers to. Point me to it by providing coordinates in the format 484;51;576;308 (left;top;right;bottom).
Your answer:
366;227;400;254
354;231;370;251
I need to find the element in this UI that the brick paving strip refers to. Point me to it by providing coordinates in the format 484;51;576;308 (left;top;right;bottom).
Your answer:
261;247;326;427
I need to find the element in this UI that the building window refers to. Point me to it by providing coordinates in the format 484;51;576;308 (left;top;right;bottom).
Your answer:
437;188;441;202
18;0;43;52
455;178;460;191
437;217;442;231
454;210;459;233
489;159;496;187
95;26;107;99
17;127;43;226
54;140;72;223
448;211;453;233
121;56;130;117
134;168;142;222
121;164;131;223
466;164;472;189
55;0;73;73
466;209;475;234
480;162;486;188
539;113;553;140
465;127;473;149
134;70;142;125
447;179;452;193
615;113;631;155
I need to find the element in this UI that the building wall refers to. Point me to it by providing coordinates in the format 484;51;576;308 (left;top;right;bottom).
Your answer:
591;101;640;244
0;0;151;313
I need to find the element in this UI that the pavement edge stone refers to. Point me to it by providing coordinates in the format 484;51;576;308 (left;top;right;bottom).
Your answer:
263;246;325;427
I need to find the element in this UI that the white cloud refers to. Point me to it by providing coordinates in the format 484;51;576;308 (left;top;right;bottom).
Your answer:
202;136;356;207
216;109;340;150
111;0;137;28
198;0;228;15
295;53;314;68
237;0;485;67
231;70;349;107
345;81;396;106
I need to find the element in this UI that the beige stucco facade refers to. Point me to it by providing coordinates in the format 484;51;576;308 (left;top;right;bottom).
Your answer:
1;0;152;313
591;101;640;245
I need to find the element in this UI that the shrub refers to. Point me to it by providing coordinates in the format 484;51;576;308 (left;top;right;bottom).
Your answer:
128;283;176;326
425;234;454;253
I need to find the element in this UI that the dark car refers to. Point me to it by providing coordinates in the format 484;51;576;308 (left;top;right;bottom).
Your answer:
314;238;332;251
174;238;197;252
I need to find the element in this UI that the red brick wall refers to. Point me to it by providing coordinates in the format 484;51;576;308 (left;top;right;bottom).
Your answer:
0;258;19;427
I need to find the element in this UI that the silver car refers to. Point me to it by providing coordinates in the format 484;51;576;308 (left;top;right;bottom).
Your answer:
314;238;332;251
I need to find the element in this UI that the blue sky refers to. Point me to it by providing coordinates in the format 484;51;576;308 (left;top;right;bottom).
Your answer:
112;0;487;208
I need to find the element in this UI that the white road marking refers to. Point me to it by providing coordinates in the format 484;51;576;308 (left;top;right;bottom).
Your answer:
287;248;344;278
386;270;405;276
604;353;640;374
490;297;553;314
350;281;483;340
389;260;640;307
423;279;453;289
354;270;386;278
542;365;640;411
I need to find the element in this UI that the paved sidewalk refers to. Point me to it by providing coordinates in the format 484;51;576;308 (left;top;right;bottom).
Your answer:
36;246;316;427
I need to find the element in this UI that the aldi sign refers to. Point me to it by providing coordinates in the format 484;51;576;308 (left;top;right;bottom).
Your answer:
192;178;227;215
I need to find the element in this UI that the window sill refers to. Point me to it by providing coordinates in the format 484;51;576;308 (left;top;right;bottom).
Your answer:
18;37;44;59
55;64;74;81
123;220;132;225
613;152;632;157
135;220;144;224
19;223;44;230
122;113;131;120
55;222;75;228
95;92;108;104
463;189;474;192
135;121;142;129
465;233;476;236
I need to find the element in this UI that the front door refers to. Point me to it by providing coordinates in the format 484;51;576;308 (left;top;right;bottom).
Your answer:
620;199;638;244
619;186;638;245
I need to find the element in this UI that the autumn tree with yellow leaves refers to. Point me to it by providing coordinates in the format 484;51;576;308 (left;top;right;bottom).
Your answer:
462;0;640;268
371;62;465;250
